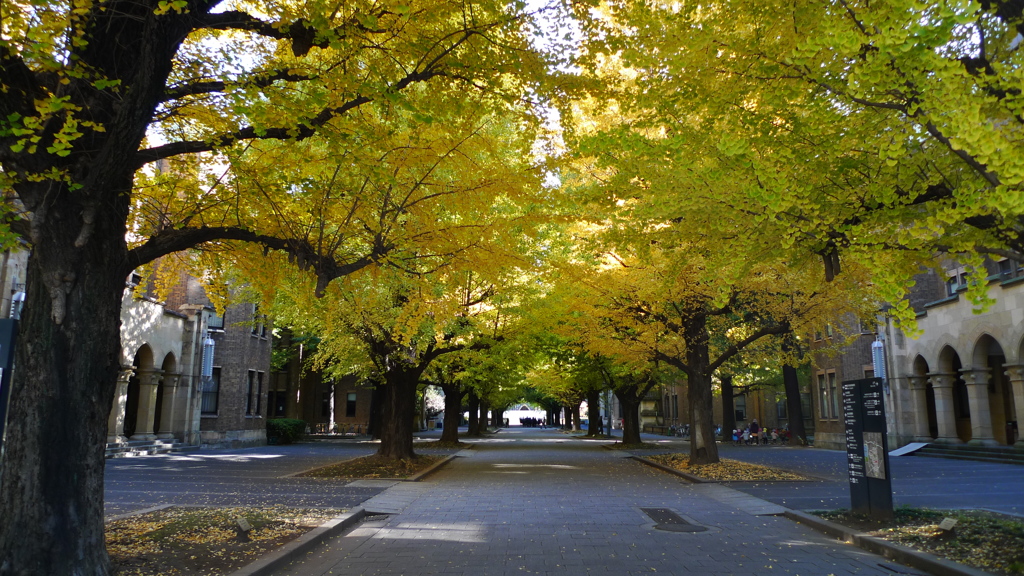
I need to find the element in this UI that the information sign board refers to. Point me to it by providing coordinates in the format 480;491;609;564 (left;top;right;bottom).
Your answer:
843;377;893;520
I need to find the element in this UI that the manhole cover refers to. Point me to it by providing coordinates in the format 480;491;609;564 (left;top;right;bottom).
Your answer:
640;508;708;533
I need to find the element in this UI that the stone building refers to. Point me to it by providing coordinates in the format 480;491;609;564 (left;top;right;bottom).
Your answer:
882;262;1024;447
810;259;1024;450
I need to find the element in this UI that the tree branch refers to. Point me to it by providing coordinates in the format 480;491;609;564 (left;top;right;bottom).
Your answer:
708;323;790;374
125;225;391;295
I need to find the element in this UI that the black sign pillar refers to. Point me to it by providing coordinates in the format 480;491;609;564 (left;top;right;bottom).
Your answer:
842;377;893;521
0;319;19;456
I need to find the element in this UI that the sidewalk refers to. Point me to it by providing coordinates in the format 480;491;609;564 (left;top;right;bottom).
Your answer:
271;428;909;576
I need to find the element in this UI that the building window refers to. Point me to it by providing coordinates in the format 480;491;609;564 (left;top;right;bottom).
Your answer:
776;399;787;420
818;373;828;419
734;395;746;421
207;312;224;331
828;372;839;419
255;371;263;415
246;370;256;415
671;394;679;419
321;392;332;418
201;367;221;415
825;324;833;338
250;303;268;337
346;393;357;417
998;259;1018;278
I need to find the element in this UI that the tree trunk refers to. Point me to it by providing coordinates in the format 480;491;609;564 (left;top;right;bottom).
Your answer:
586;389;603;436
439;383;465;444
570;402;582;432
721;374;736;440
616;389;642;445
783;363;807;445
478;399;489;432
0;194;130;574
467;391;480;436
368;383;383;440
685;315;720;464
376;367;422;459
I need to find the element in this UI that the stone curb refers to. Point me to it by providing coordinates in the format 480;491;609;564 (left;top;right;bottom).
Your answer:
629;455;708;483
405;453;458;482
228;507;368;576
784;510;993;576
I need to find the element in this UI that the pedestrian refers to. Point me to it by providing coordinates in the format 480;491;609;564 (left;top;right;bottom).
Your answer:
742;426;750;445
749;419;760;445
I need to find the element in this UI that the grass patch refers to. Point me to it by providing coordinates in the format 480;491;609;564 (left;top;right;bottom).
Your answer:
815;507;1024;576
644;453;808;481
297;454;446;479
107;506;340;575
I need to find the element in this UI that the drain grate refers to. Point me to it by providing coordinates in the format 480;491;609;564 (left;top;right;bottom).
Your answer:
640;508;708;533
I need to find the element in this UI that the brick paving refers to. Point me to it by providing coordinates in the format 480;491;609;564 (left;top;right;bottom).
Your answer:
273;428;904;576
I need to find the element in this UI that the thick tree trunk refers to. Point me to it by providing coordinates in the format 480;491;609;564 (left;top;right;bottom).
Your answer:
616;390;642;445
467;391;480;436
721;374;736;440
376;367;422;459
586;389;603;436
491;406;504;427
0;196;129;575
685;315;720;464
783;363;807;445
570;402;581;432
439;383;465;444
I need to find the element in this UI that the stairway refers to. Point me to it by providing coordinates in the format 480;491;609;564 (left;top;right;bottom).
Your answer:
104;439;199;459
913;443;1024;465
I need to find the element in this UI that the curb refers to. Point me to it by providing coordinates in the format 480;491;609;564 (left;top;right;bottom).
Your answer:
784;510;994;576
406;453;458;482
630;455;708;483
228;507;368;576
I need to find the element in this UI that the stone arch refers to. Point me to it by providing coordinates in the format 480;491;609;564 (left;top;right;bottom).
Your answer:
154;352;177;438
936;344;961;374
124;344;154;439
969;334;1011;445
931;345;971;443
912;355;938;440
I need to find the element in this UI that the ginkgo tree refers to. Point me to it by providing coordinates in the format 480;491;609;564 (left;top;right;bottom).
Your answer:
0;0;562;571
573;0;1024;318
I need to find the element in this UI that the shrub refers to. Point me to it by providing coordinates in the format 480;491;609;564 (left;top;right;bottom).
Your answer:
267;418;306;444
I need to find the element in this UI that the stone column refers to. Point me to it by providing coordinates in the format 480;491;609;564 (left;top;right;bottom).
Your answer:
156;373;181;440
107;366;133;444
130;369;162;441
907;375;933;442
928;373;963;444
1004;365;1024;448
961;367;998;446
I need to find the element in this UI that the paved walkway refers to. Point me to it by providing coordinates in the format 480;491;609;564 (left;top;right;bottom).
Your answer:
273;428;907;576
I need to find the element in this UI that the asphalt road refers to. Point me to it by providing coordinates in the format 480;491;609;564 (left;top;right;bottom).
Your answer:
104;430;1024;519
104;440;386;517
623;432;1024;515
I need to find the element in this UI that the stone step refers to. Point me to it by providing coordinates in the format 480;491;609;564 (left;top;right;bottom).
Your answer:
104;440;199;459
913;444;1024;466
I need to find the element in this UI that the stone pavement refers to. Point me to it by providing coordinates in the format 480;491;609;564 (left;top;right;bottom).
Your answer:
272;428;912;576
